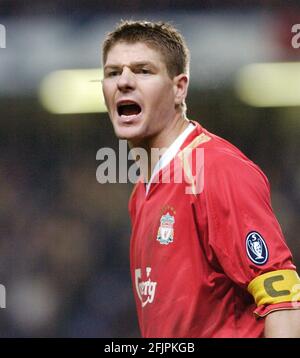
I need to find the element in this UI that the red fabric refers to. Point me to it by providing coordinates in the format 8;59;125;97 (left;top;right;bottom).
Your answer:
254;302;300;317
129;121;296;338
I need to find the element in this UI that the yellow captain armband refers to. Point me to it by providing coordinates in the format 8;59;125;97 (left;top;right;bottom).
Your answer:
247;269;300;306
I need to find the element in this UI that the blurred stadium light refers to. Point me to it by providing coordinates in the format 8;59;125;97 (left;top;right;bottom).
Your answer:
0;12;279;96
235;62;300;107
39;68;106;114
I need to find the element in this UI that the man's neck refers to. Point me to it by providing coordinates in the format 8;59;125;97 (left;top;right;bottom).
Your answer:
130;114;190;182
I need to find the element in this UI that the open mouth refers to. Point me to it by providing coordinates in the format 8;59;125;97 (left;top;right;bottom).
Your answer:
117;101;142;116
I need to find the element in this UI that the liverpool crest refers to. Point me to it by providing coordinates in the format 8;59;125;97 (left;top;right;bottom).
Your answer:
157;212;175;245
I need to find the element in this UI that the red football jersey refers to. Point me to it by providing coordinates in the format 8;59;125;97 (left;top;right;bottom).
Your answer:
129;121;298;338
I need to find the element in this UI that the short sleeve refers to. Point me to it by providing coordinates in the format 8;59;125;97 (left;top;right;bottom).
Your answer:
204;152;295;285
198;153;300;317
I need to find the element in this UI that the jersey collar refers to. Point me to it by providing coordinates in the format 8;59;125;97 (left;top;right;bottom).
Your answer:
145;122;196;196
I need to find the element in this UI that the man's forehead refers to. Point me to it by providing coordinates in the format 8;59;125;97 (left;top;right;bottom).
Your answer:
105;41;164;64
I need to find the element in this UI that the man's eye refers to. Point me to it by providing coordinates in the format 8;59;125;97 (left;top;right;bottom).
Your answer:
106;71;119;77
136;68;150;74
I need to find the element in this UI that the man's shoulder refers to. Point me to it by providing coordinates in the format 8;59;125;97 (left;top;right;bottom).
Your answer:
182;123;247;159
182;124;269;190
201;132;270;196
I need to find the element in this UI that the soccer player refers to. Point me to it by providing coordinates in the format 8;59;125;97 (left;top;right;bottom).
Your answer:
101;20;300;337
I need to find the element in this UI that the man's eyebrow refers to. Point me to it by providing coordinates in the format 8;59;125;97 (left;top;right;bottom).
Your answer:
131;61;156;67
104;61;157;70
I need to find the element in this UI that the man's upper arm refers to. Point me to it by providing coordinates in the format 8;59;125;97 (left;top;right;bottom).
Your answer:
200;151;300;316
265;310;300;338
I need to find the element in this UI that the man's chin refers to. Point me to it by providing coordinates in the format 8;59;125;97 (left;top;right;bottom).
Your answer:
114;127;142;142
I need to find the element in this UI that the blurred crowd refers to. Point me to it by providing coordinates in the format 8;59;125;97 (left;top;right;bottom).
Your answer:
1;0;298;18
0;111;139;337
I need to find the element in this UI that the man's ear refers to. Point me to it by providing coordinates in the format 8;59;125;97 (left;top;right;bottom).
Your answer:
173;74;189;106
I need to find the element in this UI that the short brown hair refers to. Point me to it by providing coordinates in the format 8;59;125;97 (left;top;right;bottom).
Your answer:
102;20;190;114
102;20;190;79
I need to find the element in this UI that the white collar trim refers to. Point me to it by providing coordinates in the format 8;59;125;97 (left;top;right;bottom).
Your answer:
145;122;195;196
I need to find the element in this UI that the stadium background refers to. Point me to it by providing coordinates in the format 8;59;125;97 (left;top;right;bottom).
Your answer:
0;0;299;337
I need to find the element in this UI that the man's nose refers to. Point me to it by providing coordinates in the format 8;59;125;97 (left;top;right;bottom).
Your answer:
117;67;135;92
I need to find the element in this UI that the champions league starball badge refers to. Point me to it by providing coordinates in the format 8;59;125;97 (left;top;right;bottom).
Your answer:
246;231;269;265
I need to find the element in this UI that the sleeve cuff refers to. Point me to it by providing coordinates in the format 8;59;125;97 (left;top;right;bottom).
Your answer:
254;301;300;318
